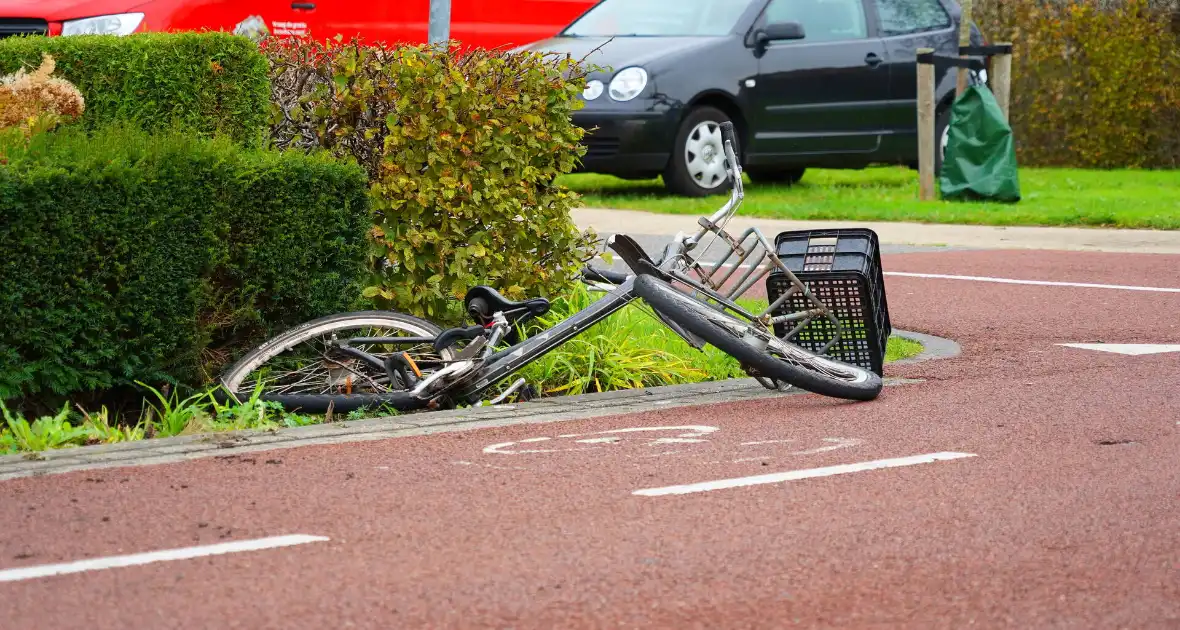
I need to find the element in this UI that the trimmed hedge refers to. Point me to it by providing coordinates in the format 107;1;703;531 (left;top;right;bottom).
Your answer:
977;0;1180;168
264;37;599;324
0;32;269;147
0;125;371;405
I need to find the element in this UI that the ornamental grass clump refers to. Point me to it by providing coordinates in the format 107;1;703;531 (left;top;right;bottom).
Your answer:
0;53;84;134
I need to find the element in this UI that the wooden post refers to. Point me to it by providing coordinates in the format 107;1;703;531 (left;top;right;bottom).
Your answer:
917;48;936;201
956;0;973;96
992;43;1013;122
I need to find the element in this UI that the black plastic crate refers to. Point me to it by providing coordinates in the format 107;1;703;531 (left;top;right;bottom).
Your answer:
765;228;891;376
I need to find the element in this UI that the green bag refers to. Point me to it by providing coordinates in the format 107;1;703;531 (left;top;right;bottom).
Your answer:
939;83;1021;203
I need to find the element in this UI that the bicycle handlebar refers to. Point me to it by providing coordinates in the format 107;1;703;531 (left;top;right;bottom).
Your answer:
599;121;746;279
684;121;744;249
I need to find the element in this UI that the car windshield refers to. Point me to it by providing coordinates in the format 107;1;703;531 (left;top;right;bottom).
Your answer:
561;0;755;37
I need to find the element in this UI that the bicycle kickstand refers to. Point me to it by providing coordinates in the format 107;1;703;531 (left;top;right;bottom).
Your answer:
475;377;531;407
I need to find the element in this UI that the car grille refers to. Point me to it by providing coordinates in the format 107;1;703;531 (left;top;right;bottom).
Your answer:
0;19;49;39
580;130;620;160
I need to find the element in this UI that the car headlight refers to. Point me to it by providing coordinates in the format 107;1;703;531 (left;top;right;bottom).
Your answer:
61;13;145;36
583;80;604;101
609;67;648;102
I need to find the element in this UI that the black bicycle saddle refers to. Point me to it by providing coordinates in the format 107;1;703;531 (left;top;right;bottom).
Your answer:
464;286;550;324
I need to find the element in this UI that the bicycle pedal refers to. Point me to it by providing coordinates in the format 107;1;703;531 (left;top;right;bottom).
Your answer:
518;383;541;402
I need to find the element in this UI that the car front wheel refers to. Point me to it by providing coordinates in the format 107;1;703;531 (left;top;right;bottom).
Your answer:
663;106;738;197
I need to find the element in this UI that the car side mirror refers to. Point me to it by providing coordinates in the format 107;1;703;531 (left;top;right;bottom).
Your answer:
762;21;805;42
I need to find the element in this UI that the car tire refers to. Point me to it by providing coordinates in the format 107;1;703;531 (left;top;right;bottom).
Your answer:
663;106;738;197
747;167;805;187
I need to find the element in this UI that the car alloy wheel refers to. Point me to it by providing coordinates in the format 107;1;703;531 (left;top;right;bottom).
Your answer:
684;120;730;190
663;105;737;197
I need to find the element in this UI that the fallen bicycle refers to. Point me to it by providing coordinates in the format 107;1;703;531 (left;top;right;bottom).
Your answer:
218;122;887;413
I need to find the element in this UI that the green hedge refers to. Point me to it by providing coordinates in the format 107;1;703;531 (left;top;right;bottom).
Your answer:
0;32;269;147
0;125;371;405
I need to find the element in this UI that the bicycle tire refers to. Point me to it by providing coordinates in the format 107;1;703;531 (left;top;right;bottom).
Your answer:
632;274;883;401
218;311;456;414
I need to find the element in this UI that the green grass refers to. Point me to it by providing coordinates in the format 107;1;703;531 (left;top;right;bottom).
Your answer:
885;336;924;363
0;385;328;458
559;166;1180;230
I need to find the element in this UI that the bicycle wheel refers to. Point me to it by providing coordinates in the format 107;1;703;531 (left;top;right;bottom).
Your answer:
219;311;457;414
632;274;883;401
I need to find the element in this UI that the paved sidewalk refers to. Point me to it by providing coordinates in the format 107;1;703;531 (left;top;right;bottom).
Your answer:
572;207;1180;254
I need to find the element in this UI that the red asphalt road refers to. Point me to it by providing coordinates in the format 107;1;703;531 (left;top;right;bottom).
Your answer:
2;249;1179;629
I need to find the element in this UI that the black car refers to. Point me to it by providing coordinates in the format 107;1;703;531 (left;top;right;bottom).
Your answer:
517;0;986;197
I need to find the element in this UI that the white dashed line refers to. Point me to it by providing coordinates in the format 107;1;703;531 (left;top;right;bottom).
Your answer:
633;452;977;496
883;272;1180;293
0;535;330;583
1058;343;1180;355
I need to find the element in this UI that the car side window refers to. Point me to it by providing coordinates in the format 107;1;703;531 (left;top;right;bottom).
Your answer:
873;0;951;35
761;0;869;43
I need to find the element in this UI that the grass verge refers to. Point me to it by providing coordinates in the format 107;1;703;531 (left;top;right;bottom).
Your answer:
1;287;924;457
559;166;1180;230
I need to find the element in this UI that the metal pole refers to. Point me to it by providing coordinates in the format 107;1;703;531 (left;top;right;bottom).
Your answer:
428;0;451;45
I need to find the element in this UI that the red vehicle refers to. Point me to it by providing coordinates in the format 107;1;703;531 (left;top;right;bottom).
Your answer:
0;0;596;49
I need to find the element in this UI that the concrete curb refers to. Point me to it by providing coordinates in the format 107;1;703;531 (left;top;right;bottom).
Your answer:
0;329;957;482
890;328;963;365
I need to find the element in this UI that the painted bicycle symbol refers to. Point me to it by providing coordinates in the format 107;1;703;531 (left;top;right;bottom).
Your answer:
463;425;863;466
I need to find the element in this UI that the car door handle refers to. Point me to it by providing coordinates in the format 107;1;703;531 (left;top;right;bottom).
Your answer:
865;52;883;67
291;2;315;9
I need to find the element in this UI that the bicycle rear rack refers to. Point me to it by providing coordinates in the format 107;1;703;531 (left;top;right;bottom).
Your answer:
671;213;846;357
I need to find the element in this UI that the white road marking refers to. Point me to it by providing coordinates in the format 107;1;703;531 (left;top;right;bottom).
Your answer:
633;452;977;496
695;261;1180;293
786;437;865;455
575;437;623;445
884;272;1180;293
0;535;329;583
1059;343;1180;356
453;460;530;471
729;437;865;462
483;425;720;454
